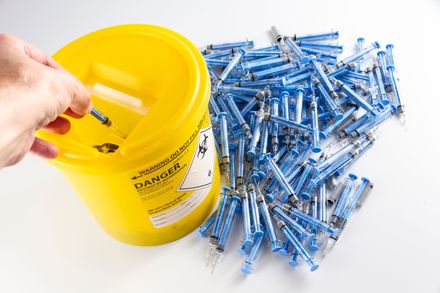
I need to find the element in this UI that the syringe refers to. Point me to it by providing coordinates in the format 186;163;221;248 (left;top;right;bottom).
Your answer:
207;187;230;266
273;214;319;272
323;177;373;258
323;174;358;256
211;192;241;274
90;107;127;139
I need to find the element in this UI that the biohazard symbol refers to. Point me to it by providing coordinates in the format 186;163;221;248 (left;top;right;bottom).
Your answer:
197;134;209;159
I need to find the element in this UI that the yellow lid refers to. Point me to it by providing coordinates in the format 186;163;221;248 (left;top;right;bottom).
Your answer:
38;24;210;172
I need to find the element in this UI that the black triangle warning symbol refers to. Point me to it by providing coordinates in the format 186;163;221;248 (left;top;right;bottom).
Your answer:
178;126;215;191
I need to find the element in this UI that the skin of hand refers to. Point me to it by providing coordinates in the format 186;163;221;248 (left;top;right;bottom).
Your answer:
0;33;92;168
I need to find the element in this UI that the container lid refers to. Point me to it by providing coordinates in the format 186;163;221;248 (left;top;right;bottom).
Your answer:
37;24;210;172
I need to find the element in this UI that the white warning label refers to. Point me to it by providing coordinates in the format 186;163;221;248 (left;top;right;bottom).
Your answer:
177;126;215;191
128;111;216;229
149;186;211;228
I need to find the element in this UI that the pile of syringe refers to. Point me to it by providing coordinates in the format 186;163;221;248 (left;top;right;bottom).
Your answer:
197;26;404;274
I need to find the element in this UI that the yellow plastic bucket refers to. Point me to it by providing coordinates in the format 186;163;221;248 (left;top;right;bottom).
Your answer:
38;24;220;245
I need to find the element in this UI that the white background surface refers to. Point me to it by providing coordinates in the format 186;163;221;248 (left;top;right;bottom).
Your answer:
1;0;440;292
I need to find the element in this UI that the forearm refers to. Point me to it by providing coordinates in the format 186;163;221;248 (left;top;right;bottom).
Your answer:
0;86;38;167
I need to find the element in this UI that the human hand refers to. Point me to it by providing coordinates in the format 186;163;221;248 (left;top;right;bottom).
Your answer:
0;33;92;168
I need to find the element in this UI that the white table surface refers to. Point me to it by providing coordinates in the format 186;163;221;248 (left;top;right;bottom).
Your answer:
1;0;440;292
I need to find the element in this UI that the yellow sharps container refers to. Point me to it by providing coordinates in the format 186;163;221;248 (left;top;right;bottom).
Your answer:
38;24;220;245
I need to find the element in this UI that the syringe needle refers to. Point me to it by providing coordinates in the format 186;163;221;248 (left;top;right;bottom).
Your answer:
400;113;408;131
90;107;127;139
211;251;222;274
207;243;220;268
322;237;336;258
109;124;127;139
206;244;214;266
315;225;329;246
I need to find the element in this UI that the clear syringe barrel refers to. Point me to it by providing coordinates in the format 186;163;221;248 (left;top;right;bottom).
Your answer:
242;56;288;71
387;65;403;109
299;41;343;53
257;194;280;251
219;49;245;81
241;98;258;120
217;113;230;163
248;111;264;157
340;113;370;138
356;37;365;51
280;91;290;120
374;65;388;102
197;211;217;238
224;94;247;127
263;154;298;202
245;50;282;58
236;134;245;184
301;47;337;60
203;49;233;59
310;60;336;97
241;231;265;274
251;62;296;80
285;204;337;235
272;205;314;239
277;220;319;272
368;70;380;107
354;107;392;136
209;98;221;117
209;40;254;51
341;177;372;221
219;85;261;96
318;184;327;222
270;97;280;151
334;79;375;114
283;72;311;86
283;37;309;63
332;174;357;218
229;146;236;190
268;114;313;133
294;88;305;124
280;148;300;173
377;51;390;86
248;184;263;236
260;121;269;155
240;188;253;247
294;162;314;195
385;44;395;68
311;153;354;187
210;187;231;242
333;177;373;238
316;138;362;173
320;106;357;139
295;31;339;42
217;195;240;250
340;41;380;65
310;97;321;153
356;177;374;208
313;78;340;115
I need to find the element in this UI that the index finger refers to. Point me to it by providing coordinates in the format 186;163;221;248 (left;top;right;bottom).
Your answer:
57;69;93;117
